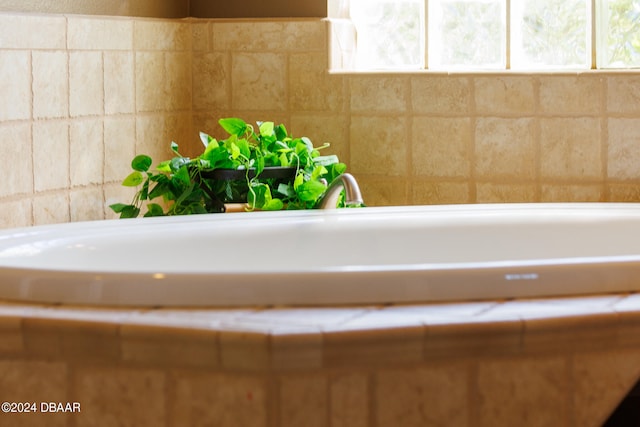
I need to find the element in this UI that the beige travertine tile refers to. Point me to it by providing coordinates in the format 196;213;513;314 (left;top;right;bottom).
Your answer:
213;20;326;52
357;177;409;206
323;324;424;368
608;118;640;180
0;50;30;121
219;329;270;371
608;183;640;202
68;16;133;50
330;373;369;427
412;181;471;205
0;14;66;49
0;199;31;228
412;76;471;114
476;183;538;203
104;51;135;115
279;374;328;427
270;327;323;371
607;75;640;114
539;75;603;115
0;123;32;198
231;52;287;111
191;20;210;51
0;360;68;427
32;51;68;119
349;76;409;113
104;116;136;183
121;324;219;368
0;315;23;354
172;372;267;427
290;114;350;164
134;20;191;51
573;349;640;427
235;307;367;327
33;192;70;225
424;313;523;360
541;184;603;202
474;76;536;115
136;51;167;112
475;117;537;180
70;119;104;186
376;364;469;427
69;51;104;117
350;115;409;176
193;52;230;111
476;356;568;427
412;117;471;178
74;366;165;427
165;51;192;111
23;317;119;361
69;187;105;222
540;117;602;180
291;52;344;112
33;120;69;192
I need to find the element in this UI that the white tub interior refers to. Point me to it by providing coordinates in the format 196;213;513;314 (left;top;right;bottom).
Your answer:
1;203;640;306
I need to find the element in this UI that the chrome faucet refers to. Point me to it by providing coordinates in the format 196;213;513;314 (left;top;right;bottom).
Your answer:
317;173;365;209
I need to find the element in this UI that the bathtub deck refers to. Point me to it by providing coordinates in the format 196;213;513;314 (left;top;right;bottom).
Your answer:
0;293;639;425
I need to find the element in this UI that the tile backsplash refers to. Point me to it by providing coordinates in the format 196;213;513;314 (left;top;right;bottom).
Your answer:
2;12;640;229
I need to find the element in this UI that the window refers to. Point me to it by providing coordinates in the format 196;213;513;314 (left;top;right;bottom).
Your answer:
348;0;640;70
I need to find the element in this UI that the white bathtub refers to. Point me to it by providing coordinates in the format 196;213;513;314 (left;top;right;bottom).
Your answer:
1;203;640;307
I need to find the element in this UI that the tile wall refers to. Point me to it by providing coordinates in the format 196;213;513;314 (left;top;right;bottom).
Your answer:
3;13;640;230
0;13;192;229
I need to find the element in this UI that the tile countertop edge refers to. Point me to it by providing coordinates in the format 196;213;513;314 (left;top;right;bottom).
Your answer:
0;293;635;372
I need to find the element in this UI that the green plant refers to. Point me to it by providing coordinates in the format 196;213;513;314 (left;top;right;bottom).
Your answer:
110;118;347;218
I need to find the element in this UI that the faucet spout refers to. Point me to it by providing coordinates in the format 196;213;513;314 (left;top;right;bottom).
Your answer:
317;173;365;209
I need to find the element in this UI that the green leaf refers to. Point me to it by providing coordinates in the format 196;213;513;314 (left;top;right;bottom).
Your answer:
144;203;165;217
313;155;339;166
199;132;215;147
116;205;140;219
275;124;288;141
296;179;327;202
259;121;275;137
171;141;180;155
122;171;145;187
156;160;172;172
110;203;131;213
174;165;191;186
131;154;152;172
219;118;248;137
230;142;241;160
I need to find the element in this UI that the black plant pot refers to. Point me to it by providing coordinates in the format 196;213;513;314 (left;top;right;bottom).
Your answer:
196;166;298;212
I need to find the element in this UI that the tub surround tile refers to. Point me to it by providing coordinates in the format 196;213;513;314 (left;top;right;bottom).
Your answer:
412;117;472;178
171;372;268;427
32;120;70;192
279;374;328;427
573;349;640;427
330;373;369;427
270;327;324;371
192;52;230;111
411;76;471;114
323;324;425;368
32;50;69;119
231;52;287;111
134;20;192;51
607;76;640;114
411;181;471;205
474;76;536;115
290;52;344;112
70;119;104;187
349;76;409;113
219;328;271;372
104;51;135;115
0;14;66;50
476;183;538;203
0;123;32;198
0;50;31;122
68;16;134;51
476;356;569;427
104;116;136;182
376;364;469;427
121;323;219;368
74;366;166;427
212;20;326;52
540;117;602;180
539;75;603;115
69;51;104;117
608;118;640;180
350;116;409;177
